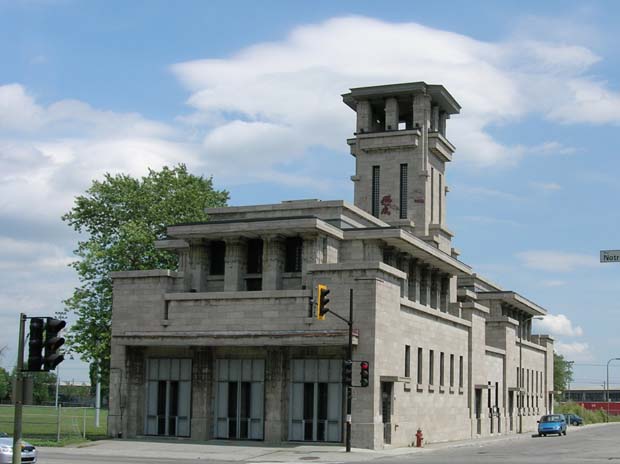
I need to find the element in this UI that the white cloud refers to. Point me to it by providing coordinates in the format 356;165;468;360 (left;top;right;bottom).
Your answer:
540;279;567;287
0;84;203;222
516;250;598;272
555;341;593;361
171;15;620;179
0;236;73;271
532;182;562;191
534;314;583;337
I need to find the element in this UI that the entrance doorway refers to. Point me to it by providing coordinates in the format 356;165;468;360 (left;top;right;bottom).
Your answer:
145;358;192;437
475;388;482;435
215;359;265;440
289;359;342;442
381;382;393;445
508;391;514;431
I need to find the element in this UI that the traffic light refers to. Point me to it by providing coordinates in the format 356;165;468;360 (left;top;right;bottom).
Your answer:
43;318;66;371
360;361;370;387
342;360;353;386
26;318;45;371
316;284;330;320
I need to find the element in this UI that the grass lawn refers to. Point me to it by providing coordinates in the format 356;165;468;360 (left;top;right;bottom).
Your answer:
0;405;108;444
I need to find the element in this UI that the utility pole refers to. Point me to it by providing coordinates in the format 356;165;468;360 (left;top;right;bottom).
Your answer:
606;358;620;422
12;314;26;464
346;289;353;452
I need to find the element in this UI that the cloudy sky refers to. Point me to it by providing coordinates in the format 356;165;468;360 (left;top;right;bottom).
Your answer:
1;0;620;387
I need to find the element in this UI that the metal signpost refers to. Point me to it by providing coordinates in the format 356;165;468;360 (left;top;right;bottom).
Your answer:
601;251;620;421
600;250;620;263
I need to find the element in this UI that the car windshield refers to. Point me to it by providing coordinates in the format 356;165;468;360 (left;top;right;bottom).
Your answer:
541;415;563;422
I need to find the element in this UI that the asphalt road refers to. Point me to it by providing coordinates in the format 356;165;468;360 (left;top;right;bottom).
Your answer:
37;423;620;464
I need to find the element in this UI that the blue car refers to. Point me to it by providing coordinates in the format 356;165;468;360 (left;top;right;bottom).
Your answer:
538;414;567;437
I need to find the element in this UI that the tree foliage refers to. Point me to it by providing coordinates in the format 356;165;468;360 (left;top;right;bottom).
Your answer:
554;352;574;392
61;164;228;394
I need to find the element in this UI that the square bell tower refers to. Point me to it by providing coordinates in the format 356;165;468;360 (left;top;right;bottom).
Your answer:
343;82;460;253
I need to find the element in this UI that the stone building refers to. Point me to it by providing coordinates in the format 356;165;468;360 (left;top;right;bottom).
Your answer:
108;81;554;449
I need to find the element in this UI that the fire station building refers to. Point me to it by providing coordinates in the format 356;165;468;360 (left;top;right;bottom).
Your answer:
108;82;555;449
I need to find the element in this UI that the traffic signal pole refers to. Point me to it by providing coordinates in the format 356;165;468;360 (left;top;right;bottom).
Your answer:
12;314;26;464
346;288;353;453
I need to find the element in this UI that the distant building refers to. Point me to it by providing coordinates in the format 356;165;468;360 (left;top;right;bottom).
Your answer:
108;82;555;449
563;388;620;415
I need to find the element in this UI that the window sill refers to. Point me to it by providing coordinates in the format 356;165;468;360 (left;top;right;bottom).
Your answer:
416;383;424;392
282;272;302;278
458;387;464;394
439;386;445;393
428;385;435;393
449;387;455;394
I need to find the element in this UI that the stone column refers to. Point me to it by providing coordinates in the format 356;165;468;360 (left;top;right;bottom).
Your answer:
410;259;421;303
108;343;126;438
356;100;372;133
187;242;208;292
440;274;450;312
224;238;245;291
430;271;439;309
385;97;399;131
191;347;210;439
439;111;448;136
400;254;410;299
264;348;285;442
262;235;285;291
431;105;439;131
420;265;431;306
300;234;318;289
126;347;145;437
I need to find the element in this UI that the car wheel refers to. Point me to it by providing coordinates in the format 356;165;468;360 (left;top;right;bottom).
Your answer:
563;431;567;436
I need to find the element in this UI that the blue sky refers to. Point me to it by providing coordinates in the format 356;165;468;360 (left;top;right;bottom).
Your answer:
1;0;620;387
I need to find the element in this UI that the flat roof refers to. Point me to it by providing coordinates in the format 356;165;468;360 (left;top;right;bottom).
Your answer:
342;81;461;115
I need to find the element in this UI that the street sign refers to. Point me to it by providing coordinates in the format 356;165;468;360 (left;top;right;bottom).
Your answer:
600;250;620;263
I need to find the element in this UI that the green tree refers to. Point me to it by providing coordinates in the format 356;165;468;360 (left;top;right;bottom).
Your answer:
61;164;228;396
554;352;574;392
0;345;9;401
0;367;9;401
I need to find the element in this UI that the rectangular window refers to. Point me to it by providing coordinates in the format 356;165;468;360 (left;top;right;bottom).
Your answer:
284;237;303;272
209;241;226;275
405;345;411;378
429;350;434;385
438;173;443;224
459;356;464;388
417;348;423;384
430;167;435;223
372;166;380;217
399;164;408;219
246;239;263;274
450;354;454;387
439;352;445;387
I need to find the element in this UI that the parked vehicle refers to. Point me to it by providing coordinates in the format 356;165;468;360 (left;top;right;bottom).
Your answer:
0;436;38;463
537;414;567;437
564;413;584;426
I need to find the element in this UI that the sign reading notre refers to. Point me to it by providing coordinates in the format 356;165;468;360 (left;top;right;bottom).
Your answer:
600;250;620;263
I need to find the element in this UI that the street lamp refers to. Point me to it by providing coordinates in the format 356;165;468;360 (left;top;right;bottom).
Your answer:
566;360;574;401
606;358;620;422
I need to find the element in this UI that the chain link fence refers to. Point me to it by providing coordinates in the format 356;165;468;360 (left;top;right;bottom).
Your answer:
0;404;108;441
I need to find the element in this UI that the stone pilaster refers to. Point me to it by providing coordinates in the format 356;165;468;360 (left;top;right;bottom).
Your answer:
187;241;208;292
262;235;285;290
224;238;245;291
385;97;399;131
356;100;372;133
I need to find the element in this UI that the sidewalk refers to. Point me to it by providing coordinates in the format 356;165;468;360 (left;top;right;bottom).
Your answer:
40;428;561;463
